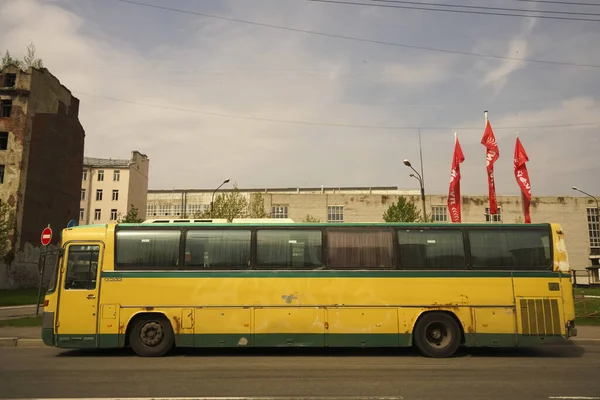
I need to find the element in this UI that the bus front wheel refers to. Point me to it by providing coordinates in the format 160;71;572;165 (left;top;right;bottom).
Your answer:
129;315;175;357
413;312;461;358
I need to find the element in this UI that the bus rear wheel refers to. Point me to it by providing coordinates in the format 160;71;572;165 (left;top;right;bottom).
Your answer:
129;315;174;357
413;312;461;358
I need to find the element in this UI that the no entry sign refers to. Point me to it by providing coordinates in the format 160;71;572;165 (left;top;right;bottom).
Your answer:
41;226;52;246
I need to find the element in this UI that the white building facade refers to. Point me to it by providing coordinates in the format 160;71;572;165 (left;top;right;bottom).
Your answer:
81;150;149;224
147;186;599;279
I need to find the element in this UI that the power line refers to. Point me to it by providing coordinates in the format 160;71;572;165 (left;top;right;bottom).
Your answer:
515;0;600;7
116;0;600;69
366;0;600;16
74;91;600;131
306;0;600;22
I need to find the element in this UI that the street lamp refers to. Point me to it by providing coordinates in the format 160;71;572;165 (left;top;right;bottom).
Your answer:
404;159;426;221
572;185;599;213
211;178;230;218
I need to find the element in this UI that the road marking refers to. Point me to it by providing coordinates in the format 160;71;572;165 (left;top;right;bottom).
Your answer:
549;397;600;399
13;397;404;400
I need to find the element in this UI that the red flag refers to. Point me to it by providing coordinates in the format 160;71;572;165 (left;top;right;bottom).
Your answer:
481;120;499;215
448;134;465;223
514;136;532;223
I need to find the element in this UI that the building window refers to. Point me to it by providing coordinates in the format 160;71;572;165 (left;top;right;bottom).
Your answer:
0;165;5;184
82;170;87;181
172;204;181;216
147;204;157;216
111;209;118;221
113;170;120;182
3;74;16;87
431;205;448;222
0;132;8;150
328;206;344;222
588;208;600;249
159;204;170;216
94;209;101;220
96;189;103;201
112;190;119;201
79;208;84;220
485;207;502;223
1;100;12;118
81;189;86;200
271;205;288;218
97;170;104;181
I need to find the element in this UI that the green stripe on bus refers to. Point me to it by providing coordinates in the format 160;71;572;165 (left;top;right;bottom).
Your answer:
53;333;568;349
101;270;570;279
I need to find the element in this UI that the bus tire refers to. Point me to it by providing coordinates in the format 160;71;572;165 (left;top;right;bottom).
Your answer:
128;315;174;357
413;312;461;358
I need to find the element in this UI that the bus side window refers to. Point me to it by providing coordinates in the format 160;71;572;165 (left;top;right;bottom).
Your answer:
64;245;100;290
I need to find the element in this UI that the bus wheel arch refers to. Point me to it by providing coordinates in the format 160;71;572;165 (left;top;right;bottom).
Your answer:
411;310;464;358
125;312;175;357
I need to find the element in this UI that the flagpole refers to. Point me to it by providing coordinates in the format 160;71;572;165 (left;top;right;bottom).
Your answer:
516;131;525;222
484;110;488;124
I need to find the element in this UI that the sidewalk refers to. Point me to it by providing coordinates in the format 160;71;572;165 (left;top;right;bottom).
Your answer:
0;304;38;320
1;326;599;347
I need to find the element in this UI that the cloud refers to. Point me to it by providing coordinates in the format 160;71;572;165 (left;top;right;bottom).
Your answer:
0;0;598;196
480;18;538;94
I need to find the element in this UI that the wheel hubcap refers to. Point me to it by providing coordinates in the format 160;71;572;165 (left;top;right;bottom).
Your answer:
425;321;451;348
140;321;164;347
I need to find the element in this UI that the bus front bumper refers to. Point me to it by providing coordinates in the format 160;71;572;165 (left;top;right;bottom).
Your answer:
567;320;578;338
41;311;54;346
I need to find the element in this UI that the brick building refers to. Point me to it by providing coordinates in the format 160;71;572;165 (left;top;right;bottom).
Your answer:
147;186;599;278
0;65;85;249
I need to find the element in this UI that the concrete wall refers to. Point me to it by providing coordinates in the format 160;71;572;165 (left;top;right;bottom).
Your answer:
127;151;149;220
0;241;59;289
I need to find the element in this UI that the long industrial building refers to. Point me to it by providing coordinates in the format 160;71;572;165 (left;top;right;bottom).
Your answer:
146;186;599;284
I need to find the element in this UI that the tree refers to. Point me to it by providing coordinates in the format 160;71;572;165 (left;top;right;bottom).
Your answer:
22;43;43;69
0;202;16;263
118;204;144;223
302;214;321;222
248;193;269;218
1;43;44;70
194;185;271;222
1;50;20;70
382;196;423;222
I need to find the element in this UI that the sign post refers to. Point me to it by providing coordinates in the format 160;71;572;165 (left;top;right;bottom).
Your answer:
36;225;53;316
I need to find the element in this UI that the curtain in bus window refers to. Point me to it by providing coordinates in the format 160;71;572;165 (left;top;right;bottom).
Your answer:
185;230;251;269
397;229;465;269
327;229;393;269
469;229;550;268
256;230;322;268
116;230;180;269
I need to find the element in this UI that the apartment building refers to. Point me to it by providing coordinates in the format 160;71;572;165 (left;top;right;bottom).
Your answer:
81;150;149;224
0;65;84;249
147;186;599;276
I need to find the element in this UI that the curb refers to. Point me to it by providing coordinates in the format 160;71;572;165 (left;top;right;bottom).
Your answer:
0;304;38;310
0;337;44;347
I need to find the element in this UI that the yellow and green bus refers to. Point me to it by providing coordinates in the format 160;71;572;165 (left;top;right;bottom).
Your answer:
41;221;577;358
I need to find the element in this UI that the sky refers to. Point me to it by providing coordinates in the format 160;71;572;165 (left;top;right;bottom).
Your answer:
1;0;599;196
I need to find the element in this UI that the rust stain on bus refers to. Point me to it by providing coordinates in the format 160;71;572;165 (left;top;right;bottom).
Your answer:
172;316;181;334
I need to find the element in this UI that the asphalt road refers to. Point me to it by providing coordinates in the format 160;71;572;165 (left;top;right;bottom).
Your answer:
1;344;599;400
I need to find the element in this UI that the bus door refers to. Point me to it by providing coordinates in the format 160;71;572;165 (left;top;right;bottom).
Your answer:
55;242;103;348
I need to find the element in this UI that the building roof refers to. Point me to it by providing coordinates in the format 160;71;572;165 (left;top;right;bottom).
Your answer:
83;157;131;168
148;186;421;195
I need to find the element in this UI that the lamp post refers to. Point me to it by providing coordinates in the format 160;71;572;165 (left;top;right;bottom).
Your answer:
404;159;426;221
573;186;599;211
211;178;230;218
